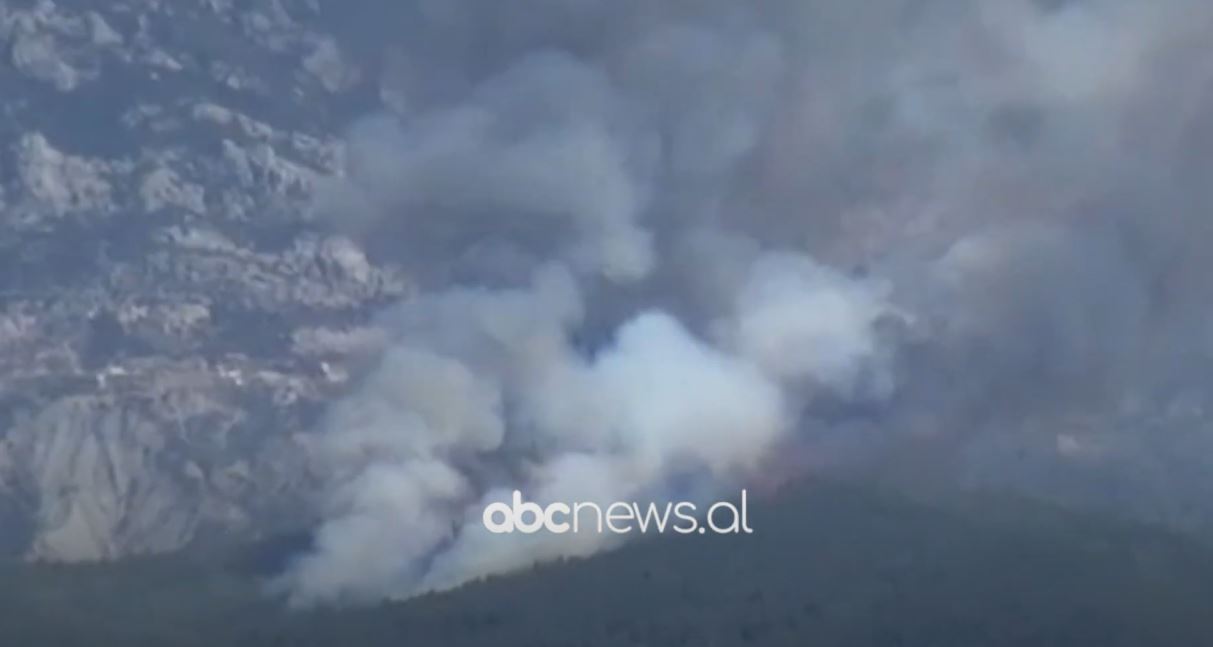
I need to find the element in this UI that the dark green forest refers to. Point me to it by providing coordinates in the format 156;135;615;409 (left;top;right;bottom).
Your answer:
4;482;1213;646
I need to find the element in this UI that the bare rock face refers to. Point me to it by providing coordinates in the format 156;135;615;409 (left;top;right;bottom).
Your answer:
0;0;404;561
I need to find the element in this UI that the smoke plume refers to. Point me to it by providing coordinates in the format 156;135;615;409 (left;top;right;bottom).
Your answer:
282;0;1213;603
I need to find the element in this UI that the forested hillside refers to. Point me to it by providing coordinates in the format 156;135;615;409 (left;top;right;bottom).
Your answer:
4;482;1213;646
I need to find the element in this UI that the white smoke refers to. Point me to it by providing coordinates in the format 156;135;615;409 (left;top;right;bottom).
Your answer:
283;251;891;603
282;0;1213;603
720;253;896;398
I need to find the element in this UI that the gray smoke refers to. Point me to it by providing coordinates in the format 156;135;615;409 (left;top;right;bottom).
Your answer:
281;0;1213;603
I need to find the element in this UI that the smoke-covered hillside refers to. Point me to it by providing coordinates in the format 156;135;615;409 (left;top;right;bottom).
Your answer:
4;483;1213;646
4;0;1213;619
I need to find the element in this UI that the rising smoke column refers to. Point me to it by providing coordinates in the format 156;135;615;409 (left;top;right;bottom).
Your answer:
283;0;1213;603
284;251;895;603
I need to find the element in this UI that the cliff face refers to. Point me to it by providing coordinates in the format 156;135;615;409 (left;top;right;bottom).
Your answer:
0;0;404;560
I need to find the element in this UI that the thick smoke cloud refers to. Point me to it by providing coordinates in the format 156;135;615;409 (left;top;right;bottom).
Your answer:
283;0;1213;603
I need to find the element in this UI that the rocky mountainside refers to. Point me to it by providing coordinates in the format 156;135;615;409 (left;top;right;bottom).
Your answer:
4;0;1213;577
0;0;411;560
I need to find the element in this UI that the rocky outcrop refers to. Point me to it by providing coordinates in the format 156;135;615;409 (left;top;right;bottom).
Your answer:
0;0;404;561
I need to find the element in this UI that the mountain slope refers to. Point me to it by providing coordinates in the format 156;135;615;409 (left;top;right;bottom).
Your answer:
3;483;1213;646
